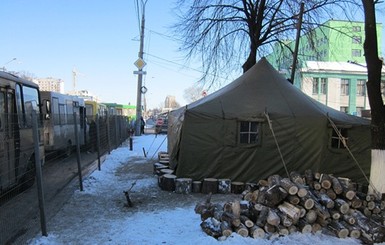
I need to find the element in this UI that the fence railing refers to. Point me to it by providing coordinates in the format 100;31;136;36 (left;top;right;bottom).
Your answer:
0;112;131;245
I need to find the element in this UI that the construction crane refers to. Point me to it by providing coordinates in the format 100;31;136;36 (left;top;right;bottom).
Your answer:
72;67;85;94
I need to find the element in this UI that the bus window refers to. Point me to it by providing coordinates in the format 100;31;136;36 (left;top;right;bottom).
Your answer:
15;84;24;127
59;104;66;125
45;100;51;120
66;100;73;124
19;86;40;128
0;92;4;130
52;97;59;125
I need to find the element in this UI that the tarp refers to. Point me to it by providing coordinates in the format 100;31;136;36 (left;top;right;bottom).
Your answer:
168;58;371;183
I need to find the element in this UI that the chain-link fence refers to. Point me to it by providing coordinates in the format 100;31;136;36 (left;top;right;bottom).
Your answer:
0;112;130;245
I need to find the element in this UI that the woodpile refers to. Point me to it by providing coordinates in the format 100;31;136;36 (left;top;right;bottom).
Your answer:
194;171;385;244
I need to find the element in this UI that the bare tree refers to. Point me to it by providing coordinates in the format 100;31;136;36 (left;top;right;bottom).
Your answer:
362;0;385;194
173;0;360;86
183;84;205;103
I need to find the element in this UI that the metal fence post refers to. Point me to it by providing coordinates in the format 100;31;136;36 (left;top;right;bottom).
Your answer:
73;112;83;191
32;110;47;236
106;112;111;154
96;114;101;171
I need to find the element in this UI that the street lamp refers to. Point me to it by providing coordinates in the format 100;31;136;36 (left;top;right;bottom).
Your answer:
2;58;17;71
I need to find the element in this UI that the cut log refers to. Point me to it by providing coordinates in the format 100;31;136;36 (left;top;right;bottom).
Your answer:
326;189;337;200
277;211;293;227
329;175;343;195
231;181;245;194
300;195;315;210
192;181;202;193
249;225;265;239
231;201;241;218
175;178;192;194
280;178;299;195
320;174;332;190
349;196;362;209
305;209;317;224
314;191;335;209
257;185;288;207
240;215;254;228
290;171;304;185
218;179;231;194
221;211;241;227
342;214;356;225
334;198;350;214
202;178;218;194
278;201;301;221
220;221;232;237
160;168;174;175
312;199;331;220
266;209;280;226
304;169;314;186
235;223;249;237
330;210;341;220
287;195;300;205
312;223;322;234
313;182;322;190
268;174;282;187
296;184;308;198
329;220;349;238
200;217;221;238
159;174;176;191
277;225;289;236
297;219;312;233
264;223;276;233
256;205;269;227
154;164;169;176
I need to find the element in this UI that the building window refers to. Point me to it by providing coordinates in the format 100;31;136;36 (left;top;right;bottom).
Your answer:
352;36;362;44
340;106;349;113
341;79;350;95
352;49;362;57
356;79;366;96
381;81;385;96
312;78;319;94
352;26;361;32
239;121;260;144
356;107;364;117
331;128;348;149
320;78;327;95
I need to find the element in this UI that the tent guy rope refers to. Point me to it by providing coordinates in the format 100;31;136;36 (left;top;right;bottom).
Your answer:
264;111;290;179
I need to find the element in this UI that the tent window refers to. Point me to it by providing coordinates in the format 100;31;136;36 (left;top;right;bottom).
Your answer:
331;128;348;149
239;121;260;144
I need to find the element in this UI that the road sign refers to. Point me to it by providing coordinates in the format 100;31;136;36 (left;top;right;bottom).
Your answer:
133;71;147;75
134;58;146;69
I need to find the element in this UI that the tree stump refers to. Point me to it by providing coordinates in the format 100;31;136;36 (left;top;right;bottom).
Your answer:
175;178;193;194
160;168;174;175
202;178;218;194
192;181;202;193
154;163;168;175
231;182;245;194
160;174;176;191
218;179;231;194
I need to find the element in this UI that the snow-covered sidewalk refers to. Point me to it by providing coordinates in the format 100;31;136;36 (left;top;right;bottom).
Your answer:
27;135;365;245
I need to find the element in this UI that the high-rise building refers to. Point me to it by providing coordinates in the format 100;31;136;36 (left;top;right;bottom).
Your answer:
34;77;64;93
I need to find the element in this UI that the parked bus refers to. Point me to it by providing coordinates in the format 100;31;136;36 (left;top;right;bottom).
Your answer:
85;100;107;122
41;91;86;156
0;71;45;193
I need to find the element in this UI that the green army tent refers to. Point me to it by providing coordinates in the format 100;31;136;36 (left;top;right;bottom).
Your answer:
168;58;371;183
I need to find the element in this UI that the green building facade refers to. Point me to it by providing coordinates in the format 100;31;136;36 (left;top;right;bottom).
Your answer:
267;19;384;116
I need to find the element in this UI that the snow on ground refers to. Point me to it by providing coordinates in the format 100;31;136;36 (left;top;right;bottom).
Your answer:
27;135;366;245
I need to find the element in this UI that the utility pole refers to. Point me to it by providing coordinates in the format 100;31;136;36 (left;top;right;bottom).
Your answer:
134;0;147;136
290;2;304;84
